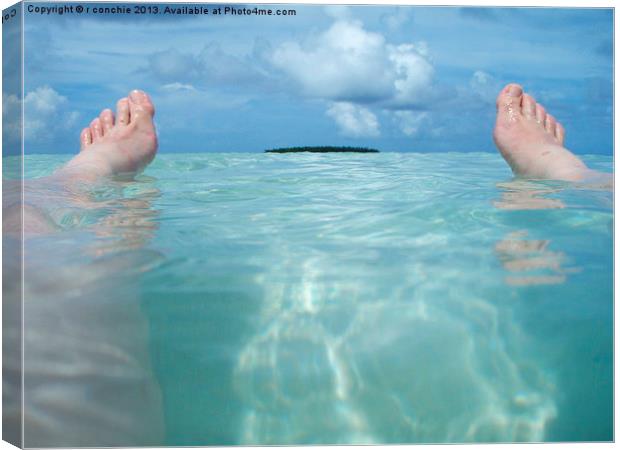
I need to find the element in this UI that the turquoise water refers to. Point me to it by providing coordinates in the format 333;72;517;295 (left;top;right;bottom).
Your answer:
11;152;613;445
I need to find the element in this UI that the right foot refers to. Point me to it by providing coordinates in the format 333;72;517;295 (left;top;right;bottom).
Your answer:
493;83;590;181
57;90;158;181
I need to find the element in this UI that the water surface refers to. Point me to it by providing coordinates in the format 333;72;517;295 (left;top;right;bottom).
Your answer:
10;152;613;445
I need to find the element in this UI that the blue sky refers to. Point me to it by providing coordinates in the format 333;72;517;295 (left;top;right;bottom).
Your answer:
8;3;614;154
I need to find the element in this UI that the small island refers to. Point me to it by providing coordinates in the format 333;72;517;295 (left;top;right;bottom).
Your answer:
265;146;380;154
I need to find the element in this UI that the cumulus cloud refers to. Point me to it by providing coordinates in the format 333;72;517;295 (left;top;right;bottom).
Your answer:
392;111;429;136
269;20;434;108
144;20;436;138
3;87;80;143
390;44;434;105
24;87;80;142
326;102;380;137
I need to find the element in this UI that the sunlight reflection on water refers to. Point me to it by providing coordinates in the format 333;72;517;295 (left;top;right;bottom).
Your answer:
10;152;613;445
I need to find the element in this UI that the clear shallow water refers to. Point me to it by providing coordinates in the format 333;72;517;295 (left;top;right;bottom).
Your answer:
10;152;613;445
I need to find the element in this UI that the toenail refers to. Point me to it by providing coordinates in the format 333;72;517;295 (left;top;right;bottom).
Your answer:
130;90;145;101
508;85;523;97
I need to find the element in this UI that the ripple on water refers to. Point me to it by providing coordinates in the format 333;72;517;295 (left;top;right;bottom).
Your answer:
17;152;613;444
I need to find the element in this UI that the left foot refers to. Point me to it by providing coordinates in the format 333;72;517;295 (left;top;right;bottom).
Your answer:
57;90;158;181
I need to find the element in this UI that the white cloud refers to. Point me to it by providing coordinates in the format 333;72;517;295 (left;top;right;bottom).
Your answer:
160;83;197;92
326;102;380;137
7;86;80;143
270;20;434;108
389;44;434;105
24;86;79;141
270;20;391;102
393;111;429;136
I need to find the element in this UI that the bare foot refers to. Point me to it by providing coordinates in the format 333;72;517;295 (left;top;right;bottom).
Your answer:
56;90;157;181
493;83;595;181
3;90;158;235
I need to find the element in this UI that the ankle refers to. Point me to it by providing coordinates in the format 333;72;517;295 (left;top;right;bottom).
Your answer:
57;152;114;179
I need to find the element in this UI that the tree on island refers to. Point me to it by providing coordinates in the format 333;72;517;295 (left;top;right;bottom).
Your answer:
265;146;379;153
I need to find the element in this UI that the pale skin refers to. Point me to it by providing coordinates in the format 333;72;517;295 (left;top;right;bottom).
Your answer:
6;85;607;444
43;83;615;184
57;89;158;181
491;83;610;287
3;84;611;235
3;89;158;234
3;91;164;445
493;83;611;184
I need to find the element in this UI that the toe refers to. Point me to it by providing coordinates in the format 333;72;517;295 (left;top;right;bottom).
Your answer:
555;122;565;144
544;114;556;135
99;109;114;133
127;90;155;125
80;128;92;150
535;104;546;124
116;98;130;126
521;93;536;118
496;83;523;121
90;118;103;141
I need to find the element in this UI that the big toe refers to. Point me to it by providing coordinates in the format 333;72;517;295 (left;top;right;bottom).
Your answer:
127;90;155;124
496;83;523;120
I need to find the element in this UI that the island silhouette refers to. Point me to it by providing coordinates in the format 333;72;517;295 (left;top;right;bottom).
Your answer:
265;146;379;153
